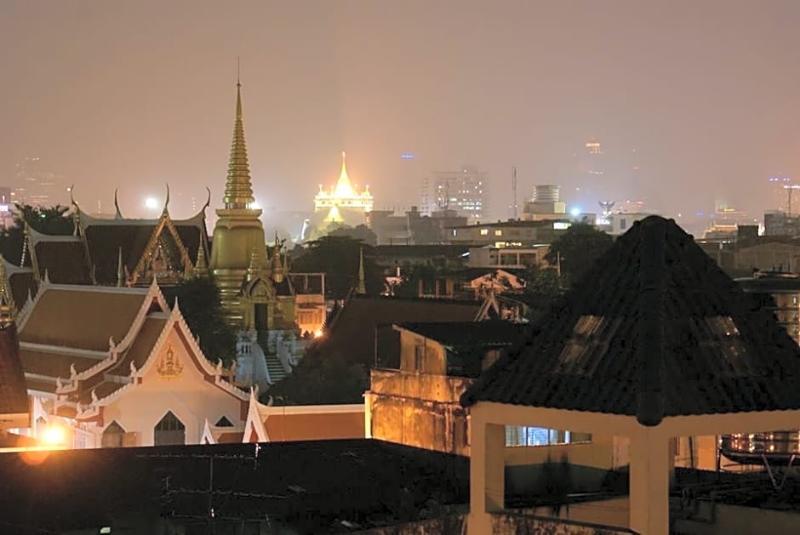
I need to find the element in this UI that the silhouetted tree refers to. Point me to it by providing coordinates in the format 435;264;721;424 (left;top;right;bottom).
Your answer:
265;348;367;405
162;276;237;365
327;224;378;246
523;266;563;323
292;236;383;299
545;223;613;285
0;204;73;265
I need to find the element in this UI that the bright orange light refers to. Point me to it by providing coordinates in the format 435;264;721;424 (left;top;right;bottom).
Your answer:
314;329;324;339
40;424;66;448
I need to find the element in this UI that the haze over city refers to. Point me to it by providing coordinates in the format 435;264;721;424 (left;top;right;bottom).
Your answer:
3;0;800;227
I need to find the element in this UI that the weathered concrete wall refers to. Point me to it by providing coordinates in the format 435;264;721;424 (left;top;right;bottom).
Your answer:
491;512;635;534
353;514;466;534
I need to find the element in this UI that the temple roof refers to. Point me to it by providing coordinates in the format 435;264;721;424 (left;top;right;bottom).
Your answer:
27;227;91;285
0;322;31;417
462;216;800;425
313;295;481;369
19;285;151;352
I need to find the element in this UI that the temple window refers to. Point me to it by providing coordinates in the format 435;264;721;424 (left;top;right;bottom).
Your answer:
154;411;186;446
101;421;126;448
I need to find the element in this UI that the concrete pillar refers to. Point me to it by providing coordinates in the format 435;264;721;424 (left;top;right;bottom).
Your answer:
629;432;671;535
468;407;505;535
363;392;372;438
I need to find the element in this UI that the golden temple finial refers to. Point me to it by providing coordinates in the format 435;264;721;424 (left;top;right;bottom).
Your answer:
271;232;284;283
194;243;209;278
334;151;356;198
222;74;256;211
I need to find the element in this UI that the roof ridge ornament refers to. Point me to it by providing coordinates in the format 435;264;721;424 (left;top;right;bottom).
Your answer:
162;184;170;215
114;189;123;219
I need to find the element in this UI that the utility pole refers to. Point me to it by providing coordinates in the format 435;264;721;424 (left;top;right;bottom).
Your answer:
511;166;518;219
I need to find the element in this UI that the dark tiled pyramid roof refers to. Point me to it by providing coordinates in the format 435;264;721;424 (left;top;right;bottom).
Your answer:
461;216;800;425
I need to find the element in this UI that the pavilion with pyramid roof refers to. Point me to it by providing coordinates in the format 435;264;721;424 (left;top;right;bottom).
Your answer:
461;215;800;535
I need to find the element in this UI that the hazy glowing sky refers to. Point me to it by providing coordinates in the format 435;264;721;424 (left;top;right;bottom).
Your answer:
2;0;800;227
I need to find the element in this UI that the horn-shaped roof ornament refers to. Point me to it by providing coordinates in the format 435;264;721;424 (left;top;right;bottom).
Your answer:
114;189;123;219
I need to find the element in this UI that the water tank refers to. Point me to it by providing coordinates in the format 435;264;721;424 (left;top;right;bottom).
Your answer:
533;185;560;203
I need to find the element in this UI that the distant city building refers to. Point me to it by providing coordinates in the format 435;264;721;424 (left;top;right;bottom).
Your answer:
605;212;650;236
422;166;487;222
521;185;566;221
764;210;800;237
14;156;65;207
467;244;549;270
367;207;467;245
314;151;374;222
447;219;569;246
0;187;13;229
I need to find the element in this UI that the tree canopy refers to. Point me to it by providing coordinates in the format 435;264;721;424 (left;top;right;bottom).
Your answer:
326;224;378;246
545;223;613;286
291;236;383;299
161;276;237;365
0;204;73;265
265;348;367;405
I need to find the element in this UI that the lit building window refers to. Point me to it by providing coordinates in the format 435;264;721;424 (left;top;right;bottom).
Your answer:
480;228;489;236
494;230;502;236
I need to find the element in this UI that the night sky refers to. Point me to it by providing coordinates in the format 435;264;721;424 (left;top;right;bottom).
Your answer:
2;1;800;228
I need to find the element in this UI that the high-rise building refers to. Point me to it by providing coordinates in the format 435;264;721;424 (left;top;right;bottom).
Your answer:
13;156;65;207
422;165;487;222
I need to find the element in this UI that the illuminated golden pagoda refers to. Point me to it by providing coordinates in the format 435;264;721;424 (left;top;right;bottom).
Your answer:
210;80;269;324
314;151;374;215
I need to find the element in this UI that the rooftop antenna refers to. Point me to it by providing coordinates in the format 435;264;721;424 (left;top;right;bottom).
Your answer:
236;56;240;87
511;166;518;219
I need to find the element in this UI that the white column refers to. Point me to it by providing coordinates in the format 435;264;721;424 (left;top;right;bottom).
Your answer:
468;405;505;535
629;431;671;535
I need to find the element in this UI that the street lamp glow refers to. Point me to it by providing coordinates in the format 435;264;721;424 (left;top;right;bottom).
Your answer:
569;207;582;217
40;424;66;448
144;197;159;210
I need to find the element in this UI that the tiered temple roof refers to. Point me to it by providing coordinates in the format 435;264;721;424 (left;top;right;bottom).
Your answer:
17;280;246;416
24;191;209;287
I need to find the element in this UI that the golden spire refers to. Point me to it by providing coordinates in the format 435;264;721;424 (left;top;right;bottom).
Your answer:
356;246;366;295
334;151;356;198
116;247;125;287
271;232;284;283
223;79;256;210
